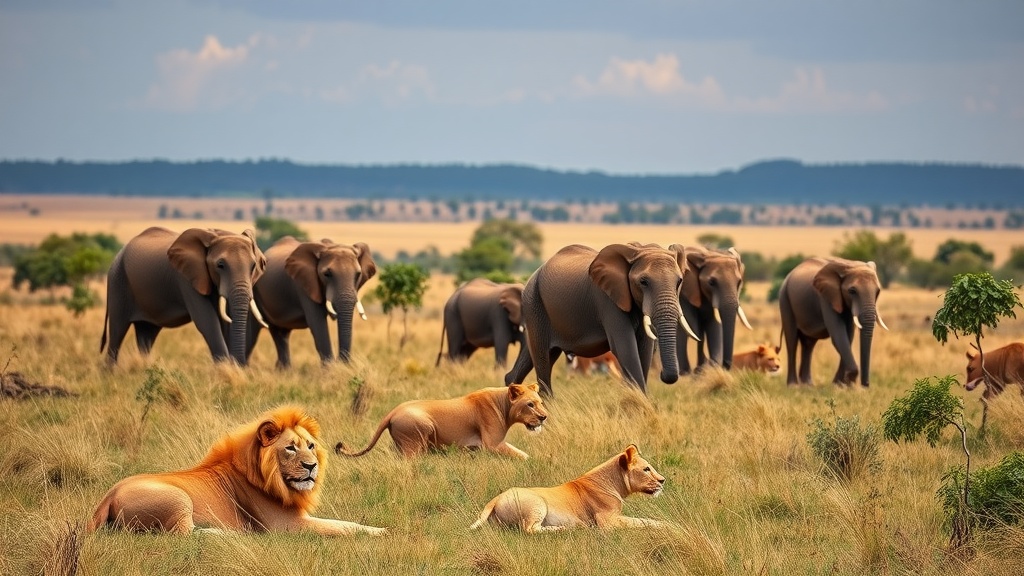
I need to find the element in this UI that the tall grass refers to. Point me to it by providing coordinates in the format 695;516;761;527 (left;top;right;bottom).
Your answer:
1;276;1023;575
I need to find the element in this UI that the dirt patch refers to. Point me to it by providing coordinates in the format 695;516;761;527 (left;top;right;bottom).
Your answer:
1;371;76;399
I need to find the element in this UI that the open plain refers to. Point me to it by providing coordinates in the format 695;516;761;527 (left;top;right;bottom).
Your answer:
1;198;1024;575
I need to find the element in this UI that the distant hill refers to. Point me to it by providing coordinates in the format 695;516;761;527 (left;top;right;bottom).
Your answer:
0;159;1022;206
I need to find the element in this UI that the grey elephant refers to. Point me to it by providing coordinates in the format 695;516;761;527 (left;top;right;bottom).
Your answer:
101;227;267;366
669;245;752;372
778;257;889;387
247;236;376;367
435;278;524;368
505;243;699;396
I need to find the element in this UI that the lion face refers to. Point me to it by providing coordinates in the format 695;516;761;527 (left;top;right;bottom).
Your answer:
273;427;321;492
250;407;329;510
507;383;548;432
619;445;666;497
755;345;782;375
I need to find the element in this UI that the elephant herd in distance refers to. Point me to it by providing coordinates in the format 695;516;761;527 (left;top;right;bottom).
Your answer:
101;227;893;398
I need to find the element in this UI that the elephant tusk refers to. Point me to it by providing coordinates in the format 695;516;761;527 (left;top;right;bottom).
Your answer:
643;315;658;341
877;312;890;332
713;307;722;324
519;325;525;333
250;299;269;329
737;305;753;330
326;300;338;320
676;303;701;341
853;316;863;330
356;299;367;321
218;296;232;324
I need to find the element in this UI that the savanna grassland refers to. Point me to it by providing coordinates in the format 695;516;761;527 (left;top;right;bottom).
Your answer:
3;202;1024;575
2;261;1024;575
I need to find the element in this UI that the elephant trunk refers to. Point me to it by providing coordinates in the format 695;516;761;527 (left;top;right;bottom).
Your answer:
228;286;251;366
858;307;876;387
333;294;357;363
655;298;681;384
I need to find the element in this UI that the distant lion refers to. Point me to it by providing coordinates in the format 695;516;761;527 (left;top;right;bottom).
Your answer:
470;444;667;532
88;406;386;536
965;342;1024;399
336;384;547;459
566;351;622;379
732;343;782;374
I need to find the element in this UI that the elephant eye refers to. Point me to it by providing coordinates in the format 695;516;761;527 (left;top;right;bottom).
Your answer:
639;277;649;287
709;277;717;287
848;287;857;295
676;277;683;289
323;269;333;278
216;259;226;270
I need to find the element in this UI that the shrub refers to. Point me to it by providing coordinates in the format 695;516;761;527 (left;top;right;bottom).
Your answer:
807;401;882;481
938;452;1024;530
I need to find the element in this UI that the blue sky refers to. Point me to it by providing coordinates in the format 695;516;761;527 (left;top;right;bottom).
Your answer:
1;0;1021;173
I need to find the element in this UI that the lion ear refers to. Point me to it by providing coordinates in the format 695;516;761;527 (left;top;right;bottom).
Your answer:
757;344;767;354
525;382;540;394
508;384;526;401
619;444;639;469
966;349;978;360
257;420;282;447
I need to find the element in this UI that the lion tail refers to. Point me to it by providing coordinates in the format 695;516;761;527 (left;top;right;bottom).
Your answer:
87;492;115;532
435;317;448;367
334;409;395;457
469;496;499;530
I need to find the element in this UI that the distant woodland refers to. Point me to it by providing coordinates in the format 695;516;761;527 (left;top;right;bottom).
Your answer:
1;159;1022;207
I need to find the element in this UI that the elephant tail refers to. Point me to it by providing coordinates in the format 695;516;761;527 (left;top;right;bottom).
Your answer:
334;409;394;458
435;319;447;367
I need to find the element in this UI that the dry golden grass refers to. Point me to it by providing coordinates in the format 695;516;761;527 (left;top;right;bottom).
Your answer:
2;193;1024;263
1;266;1024;575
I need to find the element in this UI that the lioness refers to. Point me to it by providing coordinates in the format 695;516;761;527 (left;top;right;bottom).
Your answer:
732;343;782;374
88;406;386;535
470;444;667;532
336;383;547;459
566;351;622;379
965;342;1024;399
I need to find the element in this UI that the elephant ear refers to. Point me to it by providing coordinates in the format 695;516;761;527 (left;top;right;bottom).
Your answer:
242;228;268;283
728;247;746;277
168;228;219;295
285;242;327;304
812;261;846;314
589;244;641;312
499;285;524;325
683;246;709;308
353;242;377;288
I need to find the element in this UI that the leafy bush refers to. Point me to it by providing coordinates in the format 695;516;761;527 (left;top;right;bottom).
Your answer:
254;216;307;251
807;401;882;481
938;452;1024;530
374;263;430;348
766;253;808;302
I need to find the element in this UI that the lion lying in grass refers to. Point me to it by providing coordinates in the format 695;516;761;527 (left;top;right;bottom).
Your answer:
88;406;386;536
470;444;667;532
731;343;782;374
336;384;547;459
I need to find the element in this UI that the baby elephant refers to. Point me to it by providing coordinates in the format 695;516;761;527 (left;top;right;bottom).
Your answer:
470;444;667;533
335;384;547;459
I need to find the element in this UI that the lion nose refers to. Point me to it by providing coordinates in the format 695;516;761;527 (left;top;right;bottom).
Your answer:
658;477;666;484
539;414;547;422
302;461;317;473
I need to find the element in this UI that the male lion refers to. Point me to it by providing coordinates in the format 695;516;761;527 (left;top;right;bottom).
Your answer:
336;384;547;459
732;343;782;374
88;406;387;536
965;342;1024;399
470;444;667;532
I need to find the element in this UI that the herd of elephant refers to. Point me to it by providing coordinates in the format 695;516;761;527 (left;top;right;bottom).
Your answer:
101;227;887;396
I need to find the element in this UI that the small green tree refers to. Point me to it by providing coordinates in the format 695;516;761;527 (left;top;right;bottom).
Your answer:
254;216;308;251
932;272;1023;431
12;232;121;315
695;233;735;250
766;253;808;302
882;375;973;549
833;230;912;288
374;263;429;349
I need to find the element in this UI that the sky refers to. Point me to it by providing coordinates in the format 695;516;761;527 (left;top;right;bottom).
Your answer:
1;0;1022;174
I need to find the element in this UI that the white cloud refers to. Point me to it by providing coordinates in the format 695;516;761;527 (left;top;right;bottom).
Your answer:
320;59;434;105
574;53;725;105
145;35;258;112
575;55;887;114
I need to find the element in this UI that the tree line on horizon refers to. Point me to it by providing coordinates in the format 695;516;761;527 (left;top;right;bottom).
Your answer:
1;158;1023;207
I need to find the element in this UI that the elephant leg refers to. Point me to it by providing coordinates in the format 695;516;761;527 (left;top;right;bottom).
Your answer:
269;327;293;369
458;342;478;361
133;321;162;356
105;311;132;365
798;334;817;385
244;319;261;362
182;294;230;362
677;333;692;375
610;328;644;392
504;341;534;387
638;336;654;385
446;321;469;363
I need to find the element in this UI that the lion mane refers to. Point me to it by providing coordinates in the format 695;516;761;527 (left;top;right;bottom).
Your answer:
88;406;385;536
